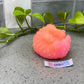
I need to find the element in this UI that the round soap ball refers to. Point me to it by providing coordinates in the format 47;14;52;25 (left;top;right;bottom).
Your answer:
33;24;71;59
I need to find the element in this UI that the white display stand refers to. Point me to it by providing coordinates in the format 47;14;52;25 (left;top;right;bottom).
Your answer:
4;0;31;28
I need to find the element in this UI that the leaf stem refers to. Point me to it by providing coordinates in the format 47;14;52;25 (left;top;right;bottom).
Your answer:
15;28;29;35
0;40;7;43
42;13;45;26
76;24;84;29
56;25;74;29
74;24;79;31
25;18;31;28
64;22;67;30
17;30;33;37
6;35;16;42
1;26;84;44
15;17;24;32
67;29;84;32
0;28;36;43
31;16;38;30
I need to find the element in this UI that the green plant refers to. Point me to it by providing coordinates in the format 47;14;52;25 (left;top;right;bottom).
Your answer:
43;12;54;24
68;11;84;31
57;11;84;31
1;6;84;44
57;11;70;29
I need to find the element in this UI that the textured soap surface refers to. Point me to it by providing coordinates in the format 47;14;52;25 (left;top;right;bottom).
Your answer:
33;24;71;59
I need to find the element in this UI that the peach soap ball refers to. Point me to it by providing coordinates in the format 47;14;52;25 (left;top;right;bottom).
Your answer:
32;24;71;59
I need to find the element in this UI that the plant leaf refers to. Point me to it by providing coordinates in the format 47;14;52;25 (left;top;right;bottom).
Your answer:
24;9;31;15
69;11;84;24
0;33;8;38
42;12;45;18
0;27;12;34
57;11;65;24
57;11;70;24
16;15;26;25
13;10;26;25
83;11;84;15
44;12;54;24
65;11;71;20
0;27;13;38
31;13;45;24
14;7;24;13
13;10;26;16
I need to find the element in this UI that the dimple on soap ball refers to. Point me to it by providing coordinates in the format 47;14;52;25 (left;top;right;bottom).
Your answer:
33;24;71;59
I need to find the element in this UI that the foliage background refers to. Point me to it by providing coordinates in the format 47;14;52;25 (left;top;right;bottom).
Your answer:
0;0;84;27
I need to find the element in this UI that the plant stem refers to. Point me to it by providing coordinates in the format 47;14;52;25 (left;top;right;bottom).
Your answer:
64;22;67;30
15;17;24;32
8;28;37;42
56;25;74;29
17;30;33;37
25;18;31;28
0;28;35;43
15;28;29;35
56;24;84;30
0;40;7;43
1;26;84;44
7;35;16;42
75;24;79;32
76;24;84;29
31;16;38;29
42;13;45;26
43;23;45;26
67;29;84;32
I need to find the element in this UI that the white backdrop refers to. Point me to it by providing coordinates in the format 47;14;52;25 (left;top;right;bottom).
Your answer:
4;0;31;28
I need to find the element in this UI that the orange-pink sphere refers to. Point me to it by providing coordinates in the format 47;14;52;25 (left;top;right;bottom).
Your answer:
33;24;71;59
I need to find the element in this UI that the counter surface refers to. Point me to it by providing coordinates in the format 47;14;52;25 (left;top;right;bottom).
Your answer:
0;31;84;84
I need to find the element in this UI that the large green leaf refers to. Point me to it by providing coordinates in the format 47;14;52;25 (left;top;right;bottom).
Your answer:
14;7;31;15
31;13;45;24
13;7;31;25
16;15;26;25
14;7;24;13
65;11;71;20
83;11;84;15
0;33;8;38
24;9;31;15
44;12;54;24
0;27;13;38
13;10;26;25
0;27;12;34
13;10;26;16
57;11;70;24
69;11;84;24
